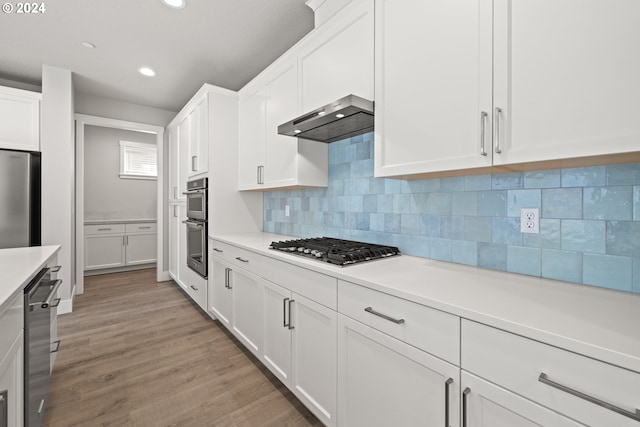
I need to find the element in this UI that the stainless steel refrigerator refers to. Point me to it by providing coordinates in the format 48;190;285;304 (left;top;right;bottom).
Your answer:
0;149;41;248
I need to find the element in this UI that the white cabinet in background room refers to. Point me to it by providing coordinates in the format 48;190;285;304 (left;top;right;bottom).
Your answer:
299;0;374;112
84;223;156;272
238;58;328;191
0;85;41;152
375;0;640;178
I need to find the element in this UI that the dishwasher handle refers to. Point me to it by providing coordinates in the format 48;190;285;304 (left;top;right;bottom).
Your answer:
41;279;63;309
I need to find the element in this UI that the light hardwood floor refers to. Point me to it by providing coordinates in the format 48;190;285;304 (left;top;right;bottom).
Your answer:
43;269;323;427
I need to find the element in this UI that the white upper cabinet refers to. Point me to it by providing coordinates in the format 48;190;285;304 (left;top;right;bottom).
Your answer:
375;0;640;178
299;0;374;112
187;94;208;177
0;86;41;152
238;86;266;190
374;0;492;178
492;0;640;165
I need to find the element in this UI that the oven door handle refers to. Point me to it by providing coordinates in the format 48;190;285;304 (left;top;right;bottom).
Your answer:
182;190;206;195
182;220;204;229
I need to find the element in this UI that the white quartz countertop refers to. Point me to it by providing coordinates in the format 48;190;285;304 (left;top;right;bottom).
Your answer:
0;245;60;313
84;219;157;225
210;232;640;374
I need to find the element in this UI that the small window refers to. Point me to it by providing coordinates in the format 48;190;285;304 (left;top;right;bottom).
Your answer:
119;140;157;180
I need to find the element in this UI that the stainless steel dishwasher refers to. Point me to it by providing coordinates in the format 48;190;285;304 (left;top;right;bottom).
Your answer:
23;266;61;427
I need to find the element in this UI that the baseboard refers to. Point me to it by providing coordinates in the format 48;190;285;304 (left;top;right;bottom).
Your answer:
84;263;156;276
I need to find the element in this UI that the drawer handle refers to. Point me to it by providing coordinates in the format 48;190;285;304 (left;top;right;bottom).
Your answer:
538;372;640;421
213;248;223;253
287;299;295;330
97;228;111;231
364;307;405;324
190;285;198;291
283;297;290;328
50;339;61;353
235;257;249;263
445;378;453;427
138;226;151;229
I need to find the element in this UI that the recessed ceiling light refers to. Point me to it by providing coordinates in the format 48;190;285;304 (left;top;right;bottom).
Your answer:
162;0;186;9
336;113;345;118
81;41;95;49
138;67;156;77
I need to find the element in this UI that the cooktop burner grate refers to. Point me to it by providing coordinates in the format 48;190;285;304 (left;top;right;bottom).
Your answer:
269;237;400;266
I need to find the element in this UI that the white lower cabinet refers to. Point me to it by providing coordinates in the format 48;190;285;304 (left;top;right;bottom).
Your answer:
84;223;156;271
207;256;232;328
262;278;338;427
290;294;337;427
337;314;459;427
461;371;582;427
230;266;263;357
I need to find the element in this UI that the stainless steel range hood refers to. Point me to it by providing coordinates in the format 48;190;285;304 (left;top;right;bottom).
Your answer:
278;94;374;143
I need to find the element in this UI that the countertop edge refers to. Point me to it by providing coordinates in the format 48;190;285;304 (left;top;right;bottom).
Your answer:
209;232;640;374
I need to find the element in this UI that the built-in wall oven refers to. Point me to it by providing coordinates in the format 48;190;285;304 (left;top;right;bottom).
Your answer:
183;178;207;278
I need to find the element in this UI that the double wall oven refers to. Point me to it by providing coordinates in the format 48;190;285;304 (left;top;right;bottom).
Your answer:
183;178;208;278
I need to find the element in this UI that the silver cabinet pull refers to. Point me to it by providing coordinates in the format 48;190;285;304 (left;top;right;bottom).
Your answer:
50;340;61;353
235;257;249;263
257;165;265;184
138;226;151;230
190;285;198;291
364;307;405;324
192;155;197;171
213;248;223;253
283;297;290;327
538;372;640;421
462;387;471;427
287;299;295;330
445;378;453;427
494;107;503;154
48;265;62;273
125;235;129;246
122;235;125;246
224;267;231;289
479;111;488;156
173;205;178;218
50;298;61;308
38;398;45;415
97;227;111;231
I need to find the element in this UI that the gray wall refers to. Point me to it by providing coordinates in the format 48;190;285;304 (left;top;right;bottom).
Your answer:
84;125;157;221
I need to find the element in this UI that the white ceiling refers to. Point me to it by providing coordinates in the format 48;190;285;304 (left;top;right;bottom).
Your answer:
0;0;314;112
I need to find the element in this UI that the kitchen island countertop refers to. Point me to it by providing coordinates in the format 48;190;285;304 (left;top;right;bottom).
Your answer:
0;245;61;313
210;232;640;374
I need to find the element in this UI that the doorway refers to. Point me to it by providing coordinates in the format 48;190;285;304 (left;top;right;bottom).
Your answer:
75;114;165;295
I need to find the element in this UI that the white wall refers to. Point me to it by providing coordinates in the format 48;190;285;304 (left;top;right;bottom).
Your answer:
74;93;175;127
84;125;157;221
41;65;75;313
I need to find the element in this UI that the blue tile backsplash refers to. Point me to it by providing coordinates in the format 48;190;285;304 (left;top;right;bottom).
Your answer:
263;133;640;294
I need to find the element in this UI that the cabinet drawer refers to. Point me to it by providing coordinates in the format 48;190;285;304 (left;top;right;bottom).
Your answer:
84;224;125;235
462;320;640;426
125;223;156;233
338;280;460;365
209;240;256;269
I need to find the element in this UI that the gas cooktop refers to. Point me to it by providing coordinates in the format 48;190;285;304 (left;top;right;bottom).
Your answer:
269;237;400;266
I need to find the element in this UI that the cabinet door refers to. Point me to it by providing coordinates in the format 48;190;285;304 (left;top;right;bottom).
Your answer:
84;234;125;270
188;95;208;177
492;0;640;165
462;372;583;427
264;61;300;188
0;333;23;427
238;88;266;190
231;268;263;357
291;294;337;426
0;87;40;151
177;115;190;196
262;280;293;385
300;1;374;112
168;205;181;279
125;233;157;265
167;124;180;201
208;256;233;328
374;0;493;177
337;314;460;427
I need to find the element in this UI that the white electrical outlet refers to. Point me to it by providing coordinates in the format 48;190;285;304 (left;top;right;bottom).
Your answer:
520;208;539;234
285;205;290;217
